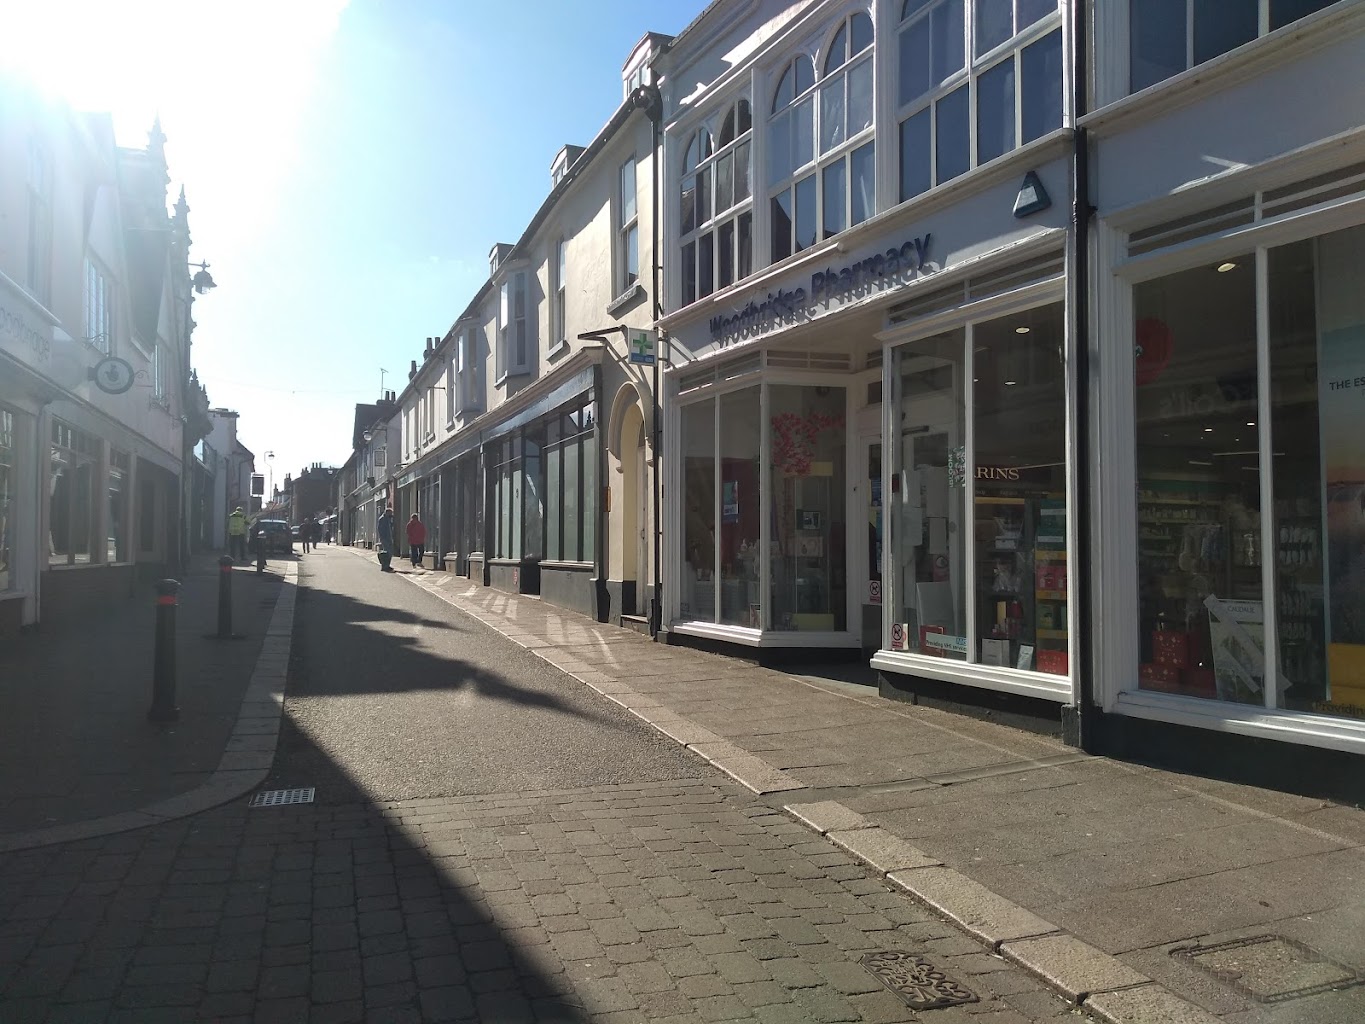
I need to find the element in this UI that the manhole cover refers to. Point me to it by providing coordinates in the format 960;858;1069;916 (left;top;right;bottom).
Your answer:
861;951;978;1010
249;787;315;808
1172;935;1362;1004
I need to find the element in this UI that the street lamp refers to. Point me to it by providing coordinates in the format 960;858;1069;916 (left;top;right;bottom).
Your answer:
264;451;275;505
190;261;217;295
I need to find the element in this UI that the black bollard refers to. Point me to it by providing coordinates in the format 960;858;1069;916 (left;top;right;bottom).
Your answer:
148;579;181;723
217;555;234;637
256;532;266;574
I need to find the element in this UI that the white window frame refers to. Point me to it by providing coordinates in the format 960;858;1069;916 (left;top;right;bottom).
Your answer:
679;96;754;306
894;0;1063;203
446;356;456;425
27;138;52;306
424;385;435;439
152;342;166;403
498;272;531;380
84;256;114;354
617;157;640;297
553;238;568;351
767;9;876;268
458;327;484;414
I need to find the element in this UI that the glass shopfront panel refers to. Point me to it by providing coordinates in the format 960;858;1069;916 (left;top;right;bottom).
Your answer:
107;449;130;563
680;399;716;621
719;386;761;627
895;331;968;660
769;384;847;631
891;301;1069;673
0;409;15;591
49;420;99;567
1134;223;1365;719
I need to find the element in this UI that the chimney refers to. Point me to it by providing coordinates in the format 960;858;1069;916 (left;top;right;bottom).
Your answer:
424;337;434;359
409;359;417;380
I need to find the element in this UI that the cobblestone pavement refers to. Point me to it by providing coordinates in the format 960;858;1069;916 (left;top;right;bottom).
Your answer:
0;778;1088;1023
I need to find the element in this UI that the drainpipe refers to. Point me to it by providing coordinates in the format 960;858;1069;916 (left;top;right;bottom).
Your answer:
1067;0;1098;752
634;82;665;640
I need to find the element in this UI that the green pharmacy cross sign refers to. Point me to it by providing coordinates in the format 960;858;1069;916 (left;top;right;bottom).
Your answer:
628;329;657;365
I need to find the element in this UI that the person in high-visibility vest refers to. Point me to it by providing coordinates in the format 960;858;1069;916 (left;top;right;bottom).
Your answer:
228;507;249;562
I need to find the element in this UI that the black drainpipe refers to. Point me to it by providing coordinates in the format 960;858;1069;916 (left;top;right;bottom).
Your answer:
1066;0;1098;752
637;83;665;640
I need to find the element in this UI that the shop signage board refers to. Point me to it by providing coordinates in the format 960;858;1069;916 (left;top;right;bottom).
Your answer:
0;277;52;365
628;329;657;365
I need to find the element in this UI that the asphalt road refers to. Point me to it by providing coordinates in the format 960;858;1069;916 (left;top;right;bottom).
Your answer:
265;548;702;803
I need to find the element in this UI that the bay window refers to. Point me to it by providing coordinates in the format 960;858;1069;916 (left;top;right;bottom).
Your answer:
456;328;483;415
897;0;1062;203
769;11;874;266
680;97;754;306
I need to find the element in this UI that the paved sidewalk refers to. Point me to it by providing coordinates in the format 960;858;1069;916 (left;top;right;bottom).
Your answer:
0;555;295;851
389;560;1365;1024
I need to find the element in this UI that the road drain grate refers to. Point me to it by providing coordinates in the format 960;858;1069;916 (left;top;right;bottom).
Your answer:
249;787;315;808
1172;934;1362;1004
861;951;978;1010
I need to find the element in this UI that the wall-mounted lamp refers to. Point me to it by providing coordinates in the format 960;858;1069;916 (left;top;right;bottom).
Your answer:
190;261;217;295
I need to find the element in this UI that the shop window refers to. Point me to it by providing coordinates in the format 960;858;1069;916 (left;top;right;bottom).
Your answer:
971;305;1067;672
1130;0;1341;93
680;399;717;621
49;420;100;567
1134;257;1261;703
108;449;130;563
897;0;1061;203
719;388;762;627
894;331;968;659
543;399;596;562
891;301;1068;671
680;99;753;306
523;428;544;559
769;386;847;632
0;409;14;592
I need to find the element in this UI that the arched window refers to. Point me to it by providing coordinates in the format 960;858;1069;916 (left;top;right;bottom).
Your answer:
769;11;875;266
896;0;1062;203
679;98;753;306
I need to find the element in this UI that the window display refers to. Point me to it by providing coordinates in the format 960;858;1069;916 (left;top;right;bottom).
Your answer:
719;387;761;626
769;385;847;631
681;399;716;621
891;301;1068;674
1134;224;1365;719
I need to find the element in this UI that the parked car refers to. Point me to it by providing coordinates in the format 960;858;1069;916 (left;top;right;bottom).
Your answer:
251;519;293;555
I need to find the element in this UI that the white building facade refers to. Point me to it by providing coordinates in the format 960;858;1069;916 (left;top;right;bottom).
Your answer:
653;0;1364;772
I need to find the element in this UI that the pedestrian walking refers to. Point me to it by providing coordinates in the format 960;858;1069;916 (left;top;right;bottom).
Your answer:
406;513;427;568
227;506;248;562
376;506;395;571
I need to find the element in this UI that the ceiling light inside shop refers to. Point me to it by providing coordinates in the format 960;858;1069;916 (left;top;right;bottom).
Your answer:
1246;421;1256;427
1015;326;1030;334
1217;262;1237;273
1189;460;1213;466
1204;427;1214;432
1005;380;1017;386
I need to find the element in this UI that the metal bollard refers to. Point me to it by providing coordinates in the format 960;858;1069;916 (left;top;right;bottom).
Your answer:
217;556;234;637
148;579;181;723
256;533;266;574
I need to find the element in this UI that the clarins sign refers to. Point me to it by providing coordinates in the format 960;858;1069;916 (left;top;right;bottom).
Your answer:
708;234;933;344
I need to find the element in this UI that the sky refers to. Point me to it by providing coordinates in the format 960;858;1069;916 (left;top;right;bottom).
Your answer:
2;0;698;488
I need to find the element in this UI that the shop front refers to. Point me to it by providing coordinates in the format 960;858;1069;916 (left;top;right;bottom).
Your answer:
662;155;1076;677
1094;167;1365;759
1087;5;1365;766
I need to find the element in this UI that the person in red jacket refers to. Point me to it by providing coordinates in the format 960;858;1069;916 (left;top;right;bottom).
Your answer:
406;513;427;568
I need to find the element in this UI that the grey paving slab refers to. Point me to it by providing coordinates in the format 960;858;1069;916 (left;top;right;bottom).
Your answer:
1085;983;1224;1024
886;866;1058;949
1002;932;1151;1003
826;827;942;874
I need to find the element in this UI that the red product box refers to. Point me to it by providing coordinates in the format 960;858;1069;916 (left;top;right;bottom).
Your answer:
1151;630;1190;669
1034;564;1067;593
1035;649;1069;675
1182;668;1216;696
1139;662;1181;687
